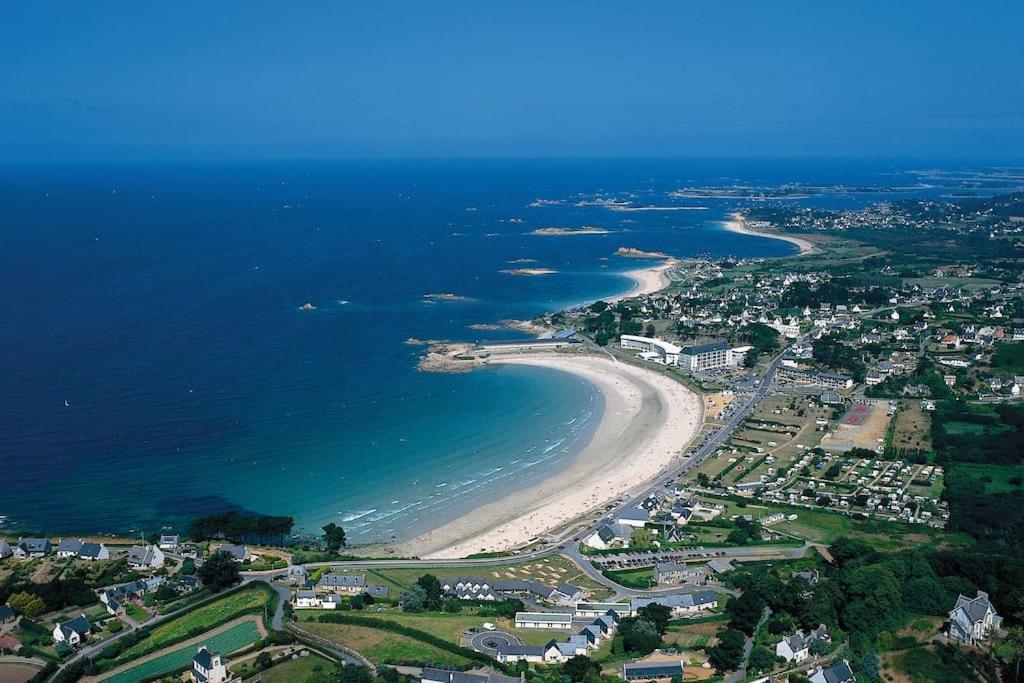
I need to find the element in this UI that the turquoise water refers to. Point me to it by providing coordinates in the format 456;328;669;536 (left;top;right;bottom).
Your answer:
7;159;932;542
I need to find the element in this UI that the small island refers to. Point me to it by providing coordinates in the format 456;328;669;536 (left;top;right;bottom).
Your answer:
616;247;673;259
529;226;609;236
423;292;473;302
500;267;557;276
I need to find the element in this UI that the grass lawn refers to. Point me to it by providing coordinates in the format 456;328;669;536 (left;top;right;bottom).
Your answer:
604;567;655;590
769;504;971;550
258;654;336;683
116;584;272;661
125;603;149;621
302;621;471;667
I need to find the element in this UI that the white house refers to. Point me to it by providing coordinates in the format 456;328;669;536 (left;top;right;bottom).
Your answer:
52;614;91;647
810;659;855;683
775;625;829;662
56;539;84;558
158;535;180;550
293;590;321;609
79;543;110;561
948;590;1002;645
14;538;51;559
127;544;165;569
193;646;234;683
0;540;12;559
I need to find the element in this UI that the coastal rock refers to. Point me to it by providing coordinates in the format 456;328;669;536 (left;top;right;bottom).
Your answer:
423;292;473;302
417;342;484;373
500;268;557;276
529;226;609;236
299;302;317;311
616;247;673;259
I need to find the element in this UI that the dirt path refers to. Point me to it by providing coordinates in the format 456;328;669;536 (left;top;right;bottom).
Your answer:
86;614;267;682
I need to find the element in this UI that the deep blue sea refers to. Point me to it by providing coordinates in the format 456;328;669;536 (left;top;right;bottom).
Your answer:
0;159;968;542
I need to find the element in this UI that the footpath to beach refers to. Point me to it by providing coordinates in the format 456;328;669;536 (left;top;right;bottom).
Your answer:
402;353;703;559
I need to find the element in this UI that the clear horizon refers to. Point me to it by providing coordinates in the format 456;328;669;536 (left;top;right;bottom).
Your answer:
3;2;1023;162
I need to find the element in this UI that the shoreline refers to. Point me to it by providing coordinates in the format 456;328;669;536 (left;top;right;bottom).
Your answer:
394;354;703;559
606;257;679;304
722;211;817;255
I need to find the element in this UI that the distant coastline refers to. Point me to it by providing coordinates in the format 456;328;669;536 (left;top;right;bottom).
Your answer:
722;211;817;255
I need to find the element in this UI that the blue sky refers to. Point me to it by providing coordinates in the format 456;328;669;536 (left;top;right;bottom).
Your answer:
2;2;1022;160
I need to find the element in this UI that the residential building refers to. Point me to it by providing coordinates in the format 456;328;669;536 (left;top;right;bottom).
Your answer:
52;614;91;647
948;590;1002;645
0;540;11;559
158;535;180;550
621;661;685;681
775;625;829;663
127;544;165;569
56;539;84;558
14;538;51;559
294;590;321;609
421;668;522;683
78;543;109;561
653;562;707;585
216;544;249;561
514;612;573;630
574;602;633;619
0;604;15;625
317;573;366;594
630;591;717;617
193;646;235;683
616;507;650;528
809;659;855;683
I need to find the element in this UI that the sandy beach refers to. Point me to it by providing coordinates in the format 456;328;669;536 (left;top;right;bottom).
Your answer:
399;354;703;559
607;258;679;304
722;212;816;255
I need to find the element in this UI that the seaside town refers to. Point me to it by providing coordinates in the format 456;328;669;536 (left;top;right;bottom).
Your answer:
3;188;1024;683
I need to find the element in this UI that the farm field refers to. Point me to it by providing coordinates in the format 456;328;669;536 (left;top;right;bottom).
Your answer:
101;620;261;683
301;621;471;667
953;462;1024;493
114;583;272;661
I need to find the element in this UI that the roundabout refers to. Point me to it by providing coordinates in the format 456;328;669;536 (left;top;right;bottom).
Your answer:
469;631;522;654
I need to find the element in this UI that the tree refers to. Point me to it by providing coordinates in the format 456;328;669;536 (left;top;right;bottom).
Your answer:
747;646;776;674
809;637;829;656
8;592;46;618
399;585;427;612
322;523;347;553
727;591;766;635
636;604;672;635
645;323;656;337
630;528;655;550
197;552;241;592
350;594;365;610
563;655;601;682
621;618;661;654
416;574;444;610
707;628;746;672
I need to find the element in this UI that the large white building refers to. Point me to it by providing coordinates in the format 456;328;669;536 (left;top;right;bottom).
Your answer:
679;341;735;372
620;335;682;365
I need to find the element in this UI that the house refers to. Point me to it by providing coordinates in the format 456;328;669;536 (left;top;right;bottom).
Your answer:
294;590;321;609
494;641;562;664
584;523;633;550
0;541;11;560
127;544;165;569
79;543;110;562
616;507;651;528
0;604;15;625
421;668;522;683
52;614;91;647
216;544;250;562
630;591;718;617
809;659;855;683
549;583;583;606
287;565;308;585
317;573;365;594
574;602;633;619
706;558;734;575
99;580;148;615
775;625;829;662
179;575;202;591
792;569;820;585
622;661;685;681
56;539;84;558
514;612;573;630
948;590;1002;645
653;562;707;585
14;538;51;559
158;535;180;550
193;646;234;683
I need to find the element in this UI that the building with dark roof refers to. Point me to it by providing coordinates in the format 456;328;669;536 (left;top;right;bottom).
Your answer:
622;661;684;681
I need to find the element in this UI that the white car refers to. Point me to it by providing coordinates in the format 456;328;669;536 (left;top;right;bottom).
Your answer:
483;623;496;631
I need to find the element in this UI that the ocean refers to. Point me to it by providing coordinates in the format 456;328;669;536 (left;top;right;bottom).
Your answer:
0;159;952;542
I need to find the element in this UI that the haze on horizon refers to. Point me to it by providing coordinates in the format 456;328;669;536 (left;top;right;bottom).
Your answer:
2;1;1023;162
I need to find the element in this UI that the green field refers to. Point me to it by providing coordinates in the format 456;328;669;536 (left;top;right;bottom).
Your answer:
603;567;655;589
954;462;1024;493
993;342;1024;374
125;603;149;621
303;621;471;667
944;421;991;436
116;584;272;661
103;621;260;683
258;654;336;683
